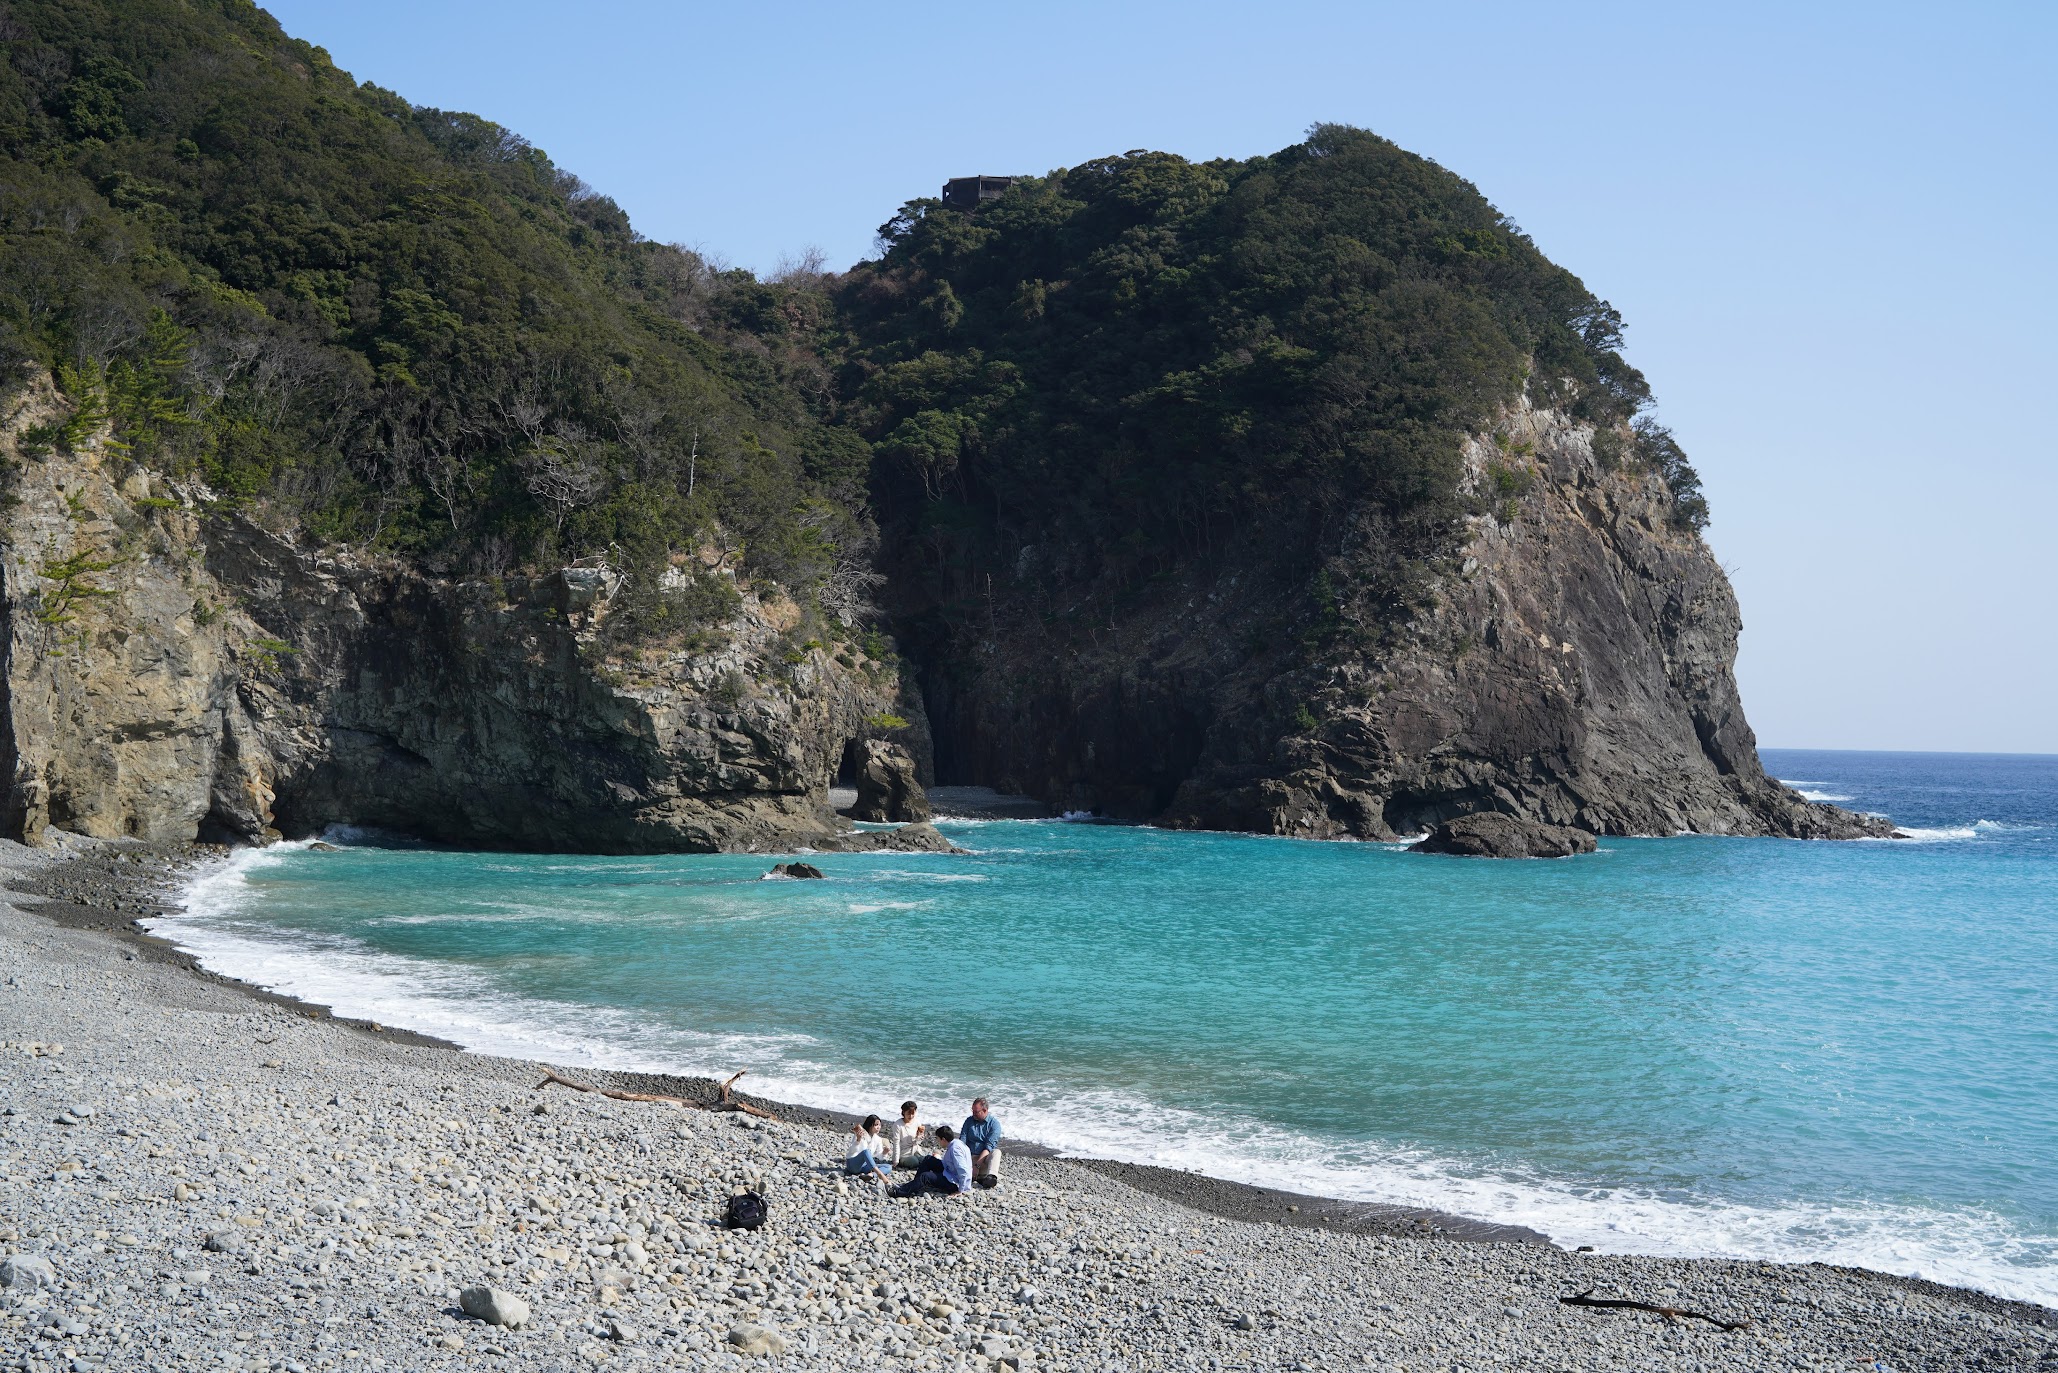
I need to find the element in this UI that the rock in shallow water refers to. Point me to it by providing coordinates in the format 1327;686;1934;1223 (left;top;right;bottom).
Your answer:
1411;812;1598;858
824;821;966;854
848;738;931;823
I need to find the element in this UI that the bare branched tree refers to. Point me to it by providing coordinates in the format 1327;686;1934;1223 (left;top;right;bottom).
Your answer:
526;434;604;534
819;554;884;627
770;245;830;286
421;446;477;533
493;367;560;446
69;295;144;366
648;243;721;328
244;333;330;432
600;371;665;479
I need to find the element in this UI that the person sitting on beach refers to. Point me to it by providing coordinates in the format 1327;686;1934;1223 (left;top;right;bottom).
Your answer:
846;1114;891;1184
889;1099;927;1167
960;1097;1001;1185
898;1124;972;1197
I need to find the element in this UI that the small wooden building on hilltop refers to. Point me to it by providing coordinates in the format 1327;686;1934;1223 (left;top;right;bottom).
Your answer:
942;175;1016;209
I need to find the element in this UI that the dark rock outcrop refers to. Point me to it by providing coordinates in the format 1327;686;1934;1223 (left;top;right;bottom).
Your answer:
847;739;931;824
821;822;965;854
769;862;826;879
906;396;1892;845
1411;813;1598;859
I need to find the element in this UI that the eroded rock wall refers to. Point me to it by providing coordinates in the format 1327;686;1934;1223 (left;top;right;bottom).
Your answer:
0;371;1879;853
1173;397;1885;840
0;379;925;854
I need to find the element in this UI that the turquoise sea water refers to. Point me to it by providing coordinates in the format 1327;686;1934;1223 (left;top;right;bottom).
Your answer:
157;750;2058;1305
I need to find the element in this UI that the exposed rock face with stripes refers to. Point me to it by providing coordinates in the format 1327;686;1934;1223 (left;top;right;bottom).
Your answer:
914;396;1886;844
0;381;929;854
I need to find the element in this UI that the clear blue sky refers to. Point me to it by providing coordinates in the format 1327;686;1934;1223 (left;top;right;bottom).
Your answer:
268;0;2056;754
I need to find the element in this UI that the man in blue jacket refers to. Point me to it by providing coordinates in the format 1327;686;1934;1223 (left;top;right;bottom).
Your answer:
961;1097;1001;1186
900;1125;972;1197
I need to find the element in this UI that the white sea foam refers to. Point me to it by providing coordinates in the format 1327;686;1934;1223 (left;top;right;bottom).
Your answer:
1873;819;2046;842
1879;825;1982;843
156;854;818;1075
156;845;2058;1309
846;901;925;914
1776;779;1856;803
317;823;418;847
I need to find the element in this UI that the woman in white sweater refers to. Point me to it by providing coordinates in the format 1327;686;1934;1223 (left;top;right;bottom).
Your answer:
846;1114;890;1183
889;1100;928;1167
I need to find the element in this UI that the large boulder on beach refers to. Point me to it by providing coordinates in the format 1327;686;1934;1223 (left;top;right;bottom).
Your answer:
1411;813;1598;858
848;739;931;823
728;1323;788;1356
458;1284;530;1328
0;1254;55;1290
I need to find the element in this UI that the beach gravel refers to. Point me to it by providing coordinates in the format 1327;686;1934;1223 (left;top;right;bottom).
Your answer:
1;836;2053;1372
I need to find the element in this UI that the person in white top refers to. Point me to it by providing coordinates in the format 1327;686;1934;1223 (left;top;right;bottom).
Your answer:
889;1100;928;1167
846;1114;890;1184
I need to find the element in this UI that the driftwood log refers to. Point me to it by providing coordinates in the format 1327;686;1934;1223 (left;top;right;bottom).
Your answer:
1559;1288;1750;1331
533;1067;776;1119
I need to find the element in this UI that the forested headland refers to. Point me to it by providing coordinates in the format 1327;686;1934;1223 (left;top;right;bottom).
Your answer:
0;0;1708;658
3;0;1857;855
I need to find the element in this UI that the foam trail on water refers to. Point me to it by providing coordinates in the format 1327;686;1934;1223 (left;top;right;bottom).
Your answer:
1879;825;1982;843
155;846;2058;1309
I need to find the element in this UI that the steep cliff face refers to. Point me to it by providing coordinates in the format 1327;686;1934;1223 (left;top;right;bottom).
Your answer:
0;375;1875;853
0;380;928;853
911;395;1886;841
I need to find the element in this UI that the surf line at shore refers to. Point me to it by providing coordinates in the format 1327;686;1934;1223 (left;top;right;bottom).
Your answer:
133;835;2058;1309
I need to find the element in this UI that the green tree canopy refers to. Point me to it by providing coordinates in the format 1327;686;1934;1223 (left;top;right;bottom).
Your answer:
0;0;863;618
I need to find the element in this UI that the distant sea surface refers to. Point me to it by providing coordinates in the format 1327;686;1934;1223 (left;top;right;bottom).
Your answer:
156;750;2058;1305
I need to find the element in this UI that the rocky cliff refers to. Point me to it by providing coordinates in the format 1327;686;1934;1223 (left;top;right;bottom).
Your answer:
0;379;932;853
0;380;1887;856
908;394;1888;842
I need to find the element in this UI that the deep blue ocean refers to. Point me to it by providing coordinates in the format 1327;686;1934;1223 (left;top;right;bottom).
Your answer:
157;750;2058;1305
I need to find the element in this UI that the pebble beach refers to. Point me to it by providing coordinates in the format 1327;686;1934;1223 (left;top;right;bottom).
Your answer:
1;837;2054;1373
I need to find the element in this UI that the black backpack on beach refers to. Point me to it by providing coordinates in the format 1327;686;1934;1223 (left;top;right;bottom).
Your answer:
723;1190;767;1231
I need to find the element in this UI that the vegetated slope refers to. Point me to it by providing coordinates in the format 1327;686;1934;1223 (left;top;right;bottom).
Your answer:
838;130;1879;839
0;0;866;589
0;0;919;852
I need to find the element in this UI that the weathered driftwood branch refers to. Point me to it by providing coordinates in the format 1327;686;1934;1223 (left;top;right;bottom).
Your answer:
534;1069;698;1107
1559;1288;1750;1332
714;1069;778;1119
532;1067;776;1119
